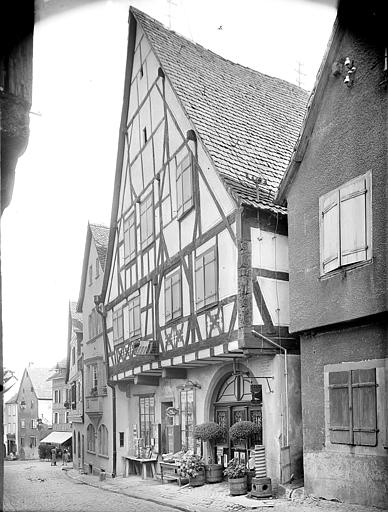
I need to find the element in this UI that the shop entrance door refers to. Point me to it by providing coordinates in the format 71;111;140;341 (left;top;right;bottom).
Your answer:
213;372;262;465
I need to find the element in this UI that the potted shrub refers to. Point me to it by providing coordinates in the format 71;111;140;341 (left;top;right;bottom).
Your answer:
223;458;248;496
229;420;261;454
179;453;206;487
193;422;227;483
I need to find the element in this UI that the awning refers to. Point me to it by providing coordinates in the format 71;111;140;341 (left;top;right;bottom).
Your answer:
40;431;72;444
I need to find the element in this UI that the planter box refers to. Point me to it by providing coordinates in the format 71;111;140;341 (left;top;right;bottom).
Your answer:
228;476;247;496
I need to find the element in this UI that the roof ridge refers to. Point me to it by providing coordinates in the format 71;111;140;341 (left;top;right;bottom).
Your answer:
130;6;308;94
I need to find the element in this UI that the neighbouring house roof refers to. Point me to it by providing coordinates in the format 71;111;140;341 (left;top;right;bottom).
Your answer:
26;367;53;399
47;357;68;380
131;7;309;213
5;393;18;404
70;301;83;332
76;222;109;313
90;223;110;271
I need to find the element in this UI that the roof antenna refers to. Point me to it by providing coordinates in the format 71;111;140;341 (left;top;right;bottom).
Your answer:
166;0;177;29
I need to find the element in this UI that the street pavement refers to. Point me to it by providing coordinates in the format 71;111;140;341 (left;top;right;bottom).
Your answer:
4;460;385;512
3;460;179;512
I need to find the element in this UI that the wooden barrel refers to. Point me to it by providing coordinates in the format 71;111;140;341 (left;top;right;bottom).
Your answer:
205;464;223;483
189;470;206;487
228;476;247;496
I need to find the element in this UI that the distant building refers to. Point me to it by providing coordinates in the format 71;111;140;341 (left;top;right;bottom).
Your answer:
17;366;52;459
76;223;110;475
65;302;84;467
4;393;18;456
48;358;71;432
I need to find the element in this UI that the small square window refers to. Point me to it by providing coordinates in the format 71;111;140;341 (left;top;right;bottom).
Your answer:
119;432;125;447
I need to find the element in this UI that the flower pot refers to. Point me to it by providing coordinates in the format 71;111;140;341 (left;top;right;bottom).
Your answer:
228;476;247;496
205;464;223;483
189;470;206;487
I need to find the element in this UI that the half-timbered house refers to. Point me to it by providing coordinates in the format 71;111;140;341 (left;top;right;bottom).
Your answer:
76;223;111;476
99;7;308;482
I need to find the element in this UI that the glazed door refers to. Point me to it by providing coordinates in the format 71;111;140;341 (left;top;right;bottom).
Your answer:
161;402;173;454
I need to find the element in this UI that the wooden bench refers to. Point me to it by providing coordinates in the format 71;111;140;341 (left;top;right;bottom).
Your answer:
125;456;157;479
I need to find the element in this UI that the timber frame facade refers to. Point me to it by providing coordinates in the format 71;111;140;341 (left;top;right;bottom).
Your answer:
100;7;308;481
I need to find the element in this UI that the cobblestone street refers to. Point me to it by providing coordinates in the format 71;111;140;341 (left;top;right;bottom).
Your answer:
4;460;385;512
3;460;179;512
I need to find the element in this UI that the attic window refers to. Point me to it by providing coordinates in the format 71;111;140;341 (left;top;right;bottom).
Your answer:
143;127;147;145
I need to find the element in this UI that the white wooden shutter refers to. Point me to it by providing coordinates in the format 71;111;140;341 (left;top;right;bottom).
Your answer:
340;175;368;266
320;190;340;274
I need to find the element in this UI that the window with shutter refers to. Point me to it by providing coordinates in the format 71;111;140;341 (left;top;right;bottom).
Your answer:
113;308;124;345
165;268;182;322
319;172;372;275
128;295;141;338
328;368;377;446
140;194;154;249
176;154;194;218
124;212;136;262
195;247;218;309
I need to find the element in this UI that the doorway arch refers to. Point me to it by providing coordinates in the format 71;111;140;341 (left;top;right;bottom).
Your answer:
207;365;262;463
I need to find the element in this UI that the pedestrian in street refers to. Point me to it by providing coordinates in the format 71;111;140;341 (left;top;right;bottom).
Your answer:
62;449;69;466
51;447;57;466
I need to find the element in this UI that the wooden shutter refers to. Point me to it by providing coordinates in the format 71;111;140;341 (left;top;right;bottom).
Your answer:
320;190;340;274
340;175;368;266
165;276;172;322
204;248;217;305
329;371;351;444
352;368;377;446
124;217;130;262
171;271;181;319
195;256;205;309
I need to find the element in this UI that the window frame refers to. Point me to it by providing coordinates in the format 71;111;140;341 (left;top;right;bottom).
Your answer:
124;211;136;263
179;387;196;452
87;424;96;453
98;424;109;457
128;295;141;339
195;246;218;310
324;359;387;453
113;308;124;345
319;172;372;276
176;153;194;219
139;395;155;447
165;267;182;323
139;193;154;250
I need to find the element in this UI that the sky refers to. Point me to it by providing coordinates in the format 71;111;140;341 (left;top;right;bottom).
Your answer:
1;0;336;389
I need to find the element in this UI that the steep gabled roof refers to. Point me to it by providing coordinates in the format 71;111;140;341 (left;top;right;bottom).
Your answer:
25;367;52;399
131;7;309;212
90;223;110;271
77;222;109;312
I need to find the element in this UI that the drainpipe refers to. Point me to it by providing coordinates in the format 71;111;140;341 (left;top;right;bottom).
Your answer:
95;297;117;478
251;329;289;447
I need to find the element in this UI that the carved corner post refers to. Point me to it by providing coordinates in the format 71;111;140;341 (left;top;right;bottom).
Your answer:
236;207;252;348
